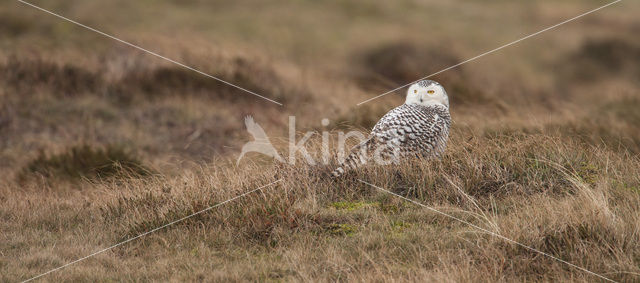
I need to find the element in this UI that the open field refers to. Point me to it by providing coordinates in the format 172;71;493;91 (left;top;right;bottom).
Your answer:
2;0;640;281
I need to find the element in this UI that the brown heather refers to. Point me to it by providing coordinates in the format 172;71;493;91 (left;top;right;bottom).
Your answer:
2;0;640;282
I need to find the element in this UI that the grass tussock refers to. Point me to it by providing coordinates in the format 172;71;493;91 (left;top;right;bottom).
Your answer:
113;57;311;105
18;144;151;183
1;57;103;96
1;55;311;105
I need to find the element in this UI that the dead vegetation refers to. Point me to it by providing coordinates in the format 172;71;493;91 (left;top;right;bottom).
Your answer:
18;144;151;184
1;57;103;97
111;57;311;105
2;0;640;281
1;55;311;105
4;133;640;281
544;96;640;154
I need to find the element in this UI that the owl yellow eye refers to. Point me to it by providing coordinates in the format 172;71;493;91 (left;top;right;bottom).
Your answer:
427;90;435;94
414;89;417;94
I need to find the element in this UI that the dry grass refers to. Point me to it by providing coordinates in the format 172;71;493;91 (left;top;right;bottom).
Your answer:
3;135;640;281
17;144;152;184
2;0;640;282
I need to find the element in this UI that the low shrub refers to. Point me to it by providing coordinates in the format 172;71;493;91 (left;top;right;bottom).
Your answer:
18;144;151;183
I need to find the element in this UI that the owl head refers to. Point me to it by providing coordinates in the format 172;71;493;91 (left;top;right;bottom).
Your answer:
405;80;449;108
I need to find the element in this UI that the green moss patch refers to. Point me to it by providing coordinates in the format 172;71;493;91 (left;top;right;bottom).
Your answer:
330;201;378;211
327;223;357;236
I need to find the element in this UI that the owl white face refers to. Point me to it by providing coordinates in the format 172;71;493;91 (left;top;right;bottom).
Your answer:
405;80;449;108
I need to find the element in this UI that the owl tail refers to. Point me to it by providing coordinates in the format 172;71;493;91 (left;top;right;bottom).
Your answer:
331;139;373;177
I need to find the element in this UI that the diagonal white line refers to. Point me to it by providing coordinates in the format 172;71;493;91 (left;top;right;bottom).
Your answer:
21;179;282;283
356;0;622;106
17;0;283;106
358;179;617;283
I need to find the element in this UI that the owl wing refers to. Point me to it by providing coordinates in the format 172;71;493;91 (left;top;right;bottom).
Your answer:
333;104;449;176
370;104;450;157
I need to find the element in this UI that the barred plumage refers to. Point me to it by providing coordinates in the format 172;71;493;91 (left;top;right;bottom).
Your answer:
332;80;451;177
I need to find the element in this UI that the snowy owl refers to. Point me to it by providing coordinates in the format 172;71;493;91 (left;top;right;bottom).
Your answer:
332;80;451;177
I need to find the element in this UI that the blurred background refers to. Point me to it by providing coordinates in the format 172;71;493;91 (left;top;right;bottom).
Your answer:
3;1;640;281
1;0;638;179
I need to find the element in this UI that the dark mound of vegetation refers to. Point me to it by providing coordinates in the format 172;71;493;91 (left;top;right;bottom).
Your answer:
1;55;311;105
0;10;56;37
560;38;640;83
352;42;487;105
0;13;32;36
19;144;151;183
358;42;460;86
112;57;311;105
1;57;103;96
